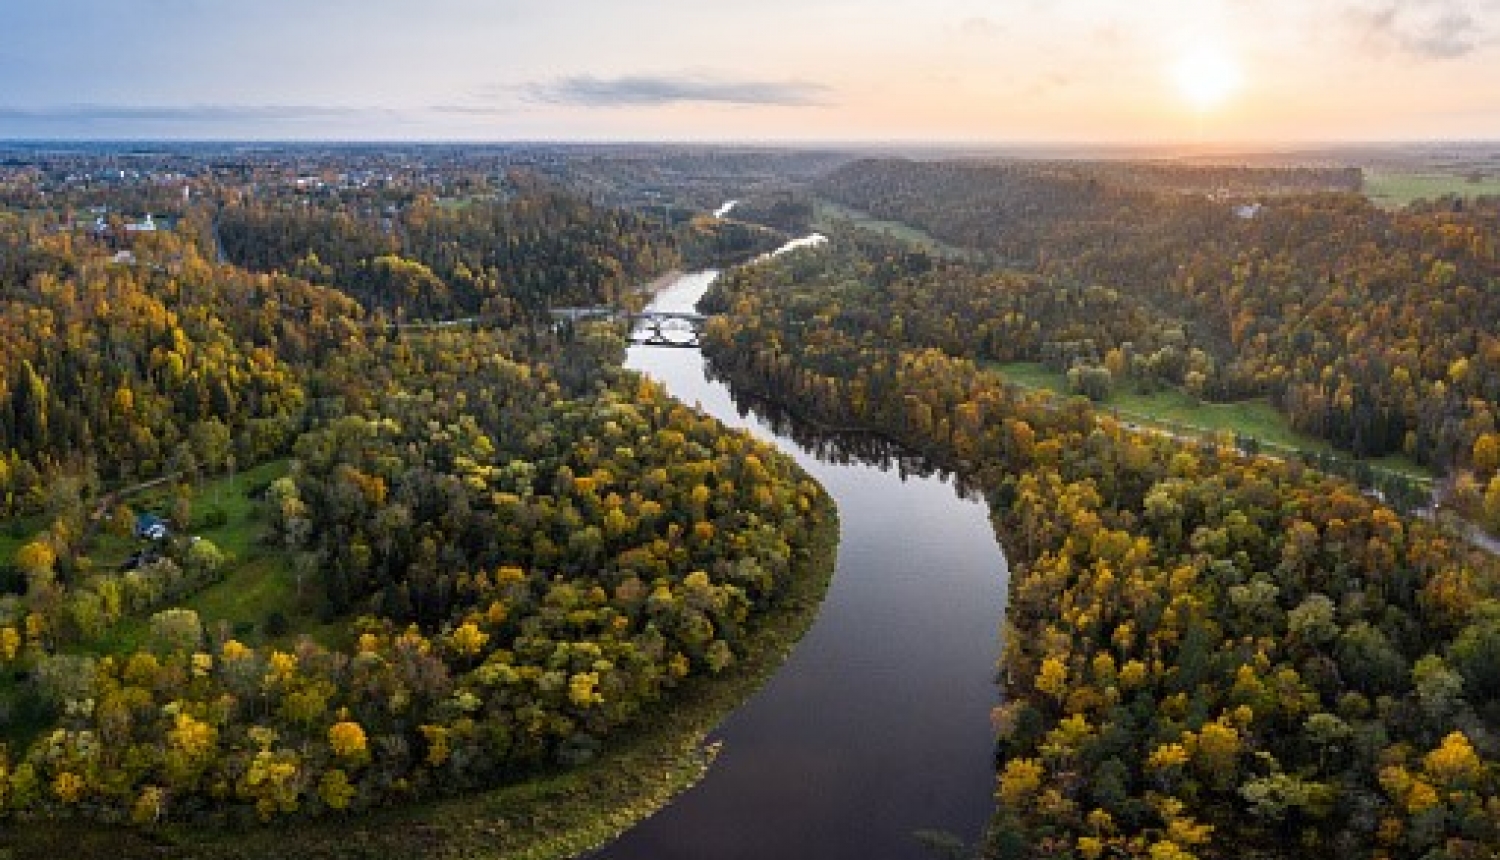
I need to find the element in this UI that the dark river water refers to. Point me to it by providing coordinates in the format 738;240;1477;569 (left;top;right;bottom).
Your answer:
597;261;1008;860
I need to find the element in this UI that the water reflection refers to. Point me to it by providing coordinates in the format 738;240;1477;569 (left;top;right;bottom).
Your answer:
599;262;1007;860
704;359;984;501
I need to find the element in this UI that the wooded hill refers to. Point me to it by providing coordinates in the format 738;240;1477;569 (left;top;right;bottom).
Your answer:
818;159;1500;479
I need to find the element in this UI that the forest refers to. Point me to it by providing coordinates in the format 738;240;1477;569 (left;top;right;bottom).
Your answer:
217;187;680;320
6;144;1500;859
0;172;833;841
702;234;1500;859
817;160;1500;501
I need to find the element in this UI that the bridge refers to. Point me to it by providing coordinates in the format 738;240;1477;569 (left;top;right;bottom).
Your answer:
550;307;709;348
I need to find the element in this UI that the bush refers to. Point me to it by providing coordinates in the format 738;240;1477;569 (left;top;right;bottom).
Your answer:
262;610;290;637
0;565;24;596
198;506;230;529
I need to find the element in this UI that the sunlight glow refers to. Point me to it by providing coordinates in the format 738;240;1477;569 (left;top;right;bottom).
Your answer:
1172;45;1244;112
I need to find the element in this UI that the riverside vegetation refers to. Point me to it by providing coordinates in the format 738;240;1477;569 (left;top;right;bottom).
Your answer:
702;233;1500;859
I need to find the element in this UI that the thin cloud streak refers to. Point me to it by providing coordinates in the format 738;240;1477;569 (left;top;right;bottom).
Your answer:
525;74;832;108
429;105;515;117
0;104;387;123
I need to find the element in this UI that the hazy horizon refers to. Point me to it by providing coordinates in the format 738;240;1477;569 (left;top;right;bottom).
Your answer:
3;0;1499;143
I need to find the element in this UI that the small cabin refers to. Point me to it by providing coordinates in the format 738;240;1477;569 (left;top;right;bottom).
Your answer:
135;513;170;541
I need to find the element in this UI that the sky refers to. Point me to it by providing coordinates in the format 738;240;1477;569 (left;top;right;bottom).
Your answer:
1;0;1498;142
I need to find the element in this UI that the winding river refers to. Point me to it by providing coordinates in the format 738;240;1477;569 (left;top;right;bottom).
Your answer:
596;243;1010;859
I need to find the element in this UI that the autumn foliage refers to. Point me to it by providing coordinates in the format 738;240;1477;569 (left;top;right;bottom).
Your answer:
705;240;1500;858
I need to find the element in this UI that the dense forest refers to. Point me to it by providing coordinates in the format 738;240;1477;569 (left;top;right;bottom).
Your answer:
0;218;359;512
818;160;1500;481
702;236;1500;859
218;188;680;320
0;182;833;832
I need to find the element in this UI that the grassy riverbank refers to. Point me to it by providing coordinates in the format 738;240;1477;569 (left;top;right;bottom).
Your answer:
1;495;840;860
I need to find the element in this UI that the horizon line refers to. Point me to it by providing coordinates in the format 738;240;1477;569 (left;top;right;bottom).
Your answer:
3;136;1499;150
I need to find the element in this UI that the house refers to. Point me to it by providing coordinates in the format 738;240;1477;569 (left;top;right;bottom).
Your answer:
125;213;157;233
135;513;170;541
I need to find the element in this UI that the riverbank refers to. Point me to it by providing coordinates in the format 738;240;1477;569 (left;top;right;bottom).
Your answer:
0;495;840;860
602;260;1005;859
699;243;1500;859
623;268;687;310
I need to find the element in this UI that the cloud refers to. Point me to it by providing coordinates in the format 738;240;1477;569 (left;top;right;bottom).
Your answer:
0;104;382;123
524;74;831;108
1349;0;1484;59
959;17;1004;38
428;104;515;117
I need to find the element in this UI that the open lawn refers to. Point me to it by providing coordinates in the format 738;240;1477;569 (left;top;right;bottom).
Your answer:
1363;169;1500;209
90;459;290;560
990;361;1434;484
434;195;496;211
813;198;979;261
64;458;332;655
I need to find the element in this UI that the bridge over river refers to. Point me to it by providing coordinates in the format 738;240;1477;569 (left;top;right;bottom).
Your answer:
550;306;709;347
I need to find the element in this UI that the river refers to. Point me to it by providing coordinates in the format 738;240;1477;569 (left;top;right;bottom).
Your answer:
595;251;1009;859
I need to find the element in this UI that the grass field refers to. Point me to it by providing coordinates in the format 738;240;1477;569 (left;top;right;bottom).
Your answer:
991;361;1433;483
434;196;477;211
813;198;979;261
0;459;311;659
89;459;340;653
1363;169;1500;209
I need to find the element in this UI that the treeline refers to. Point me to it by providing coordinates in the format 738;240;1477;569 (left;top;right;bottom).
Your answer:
726;193;815;235
955;161;1361;196
816;159;1500;473
676;215;786;269
701;240;1500;859
218;189;680;319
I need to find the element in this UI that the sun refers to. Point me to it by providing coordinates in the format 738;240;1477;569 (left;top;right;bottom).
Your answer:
1172;45;1244;112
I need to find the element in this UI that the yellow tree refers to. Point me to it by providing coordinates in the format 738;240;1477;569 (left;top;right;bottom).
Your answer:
1473;432;1500;475
329;719;370;767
